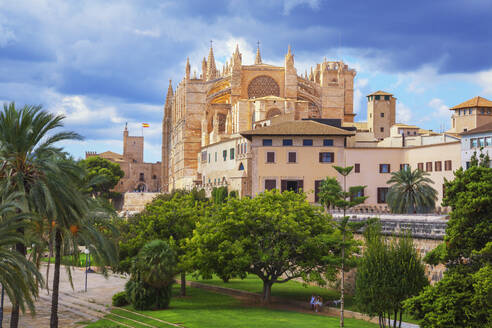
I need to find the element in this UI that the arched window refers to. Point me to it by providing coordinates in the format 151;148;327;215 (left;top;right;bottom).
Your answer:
266;108;281;119
247;76;280;98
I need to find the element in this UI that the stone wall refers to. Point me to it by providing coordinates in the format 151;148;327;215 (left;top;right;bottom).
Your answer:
121;192;160;213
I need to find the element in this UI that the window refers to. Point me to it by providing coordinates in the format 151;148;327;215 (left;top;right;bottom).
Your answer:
417;162;424;171
262;139;273;146
380;127;384;133
354;163;360;173
281;180;303;193
238;163;244;170
479;138;485;147
230;148;235;160
444;160;452;171
283;139;293;146
265;179;276;191
380;112;385;118
426;162;433;172
400;163;410;171
152;175;157;179
375;95;381;100
435;161;442;171
288;152;297;163
323;139;334;146
471;138;478;148
303;139;313;146
379;164;390;173
384;95;390;100
266;151;275;163
208;153;210;163
223;150;227;161
486;137;492;146
466;161;471;170
139;173;144;181
351;188;365;202
470;109;473;114
314;180;322;202
377;187;389;203
215;152;217;162
201;151;207;162
244;144;247;153
319;152;334;163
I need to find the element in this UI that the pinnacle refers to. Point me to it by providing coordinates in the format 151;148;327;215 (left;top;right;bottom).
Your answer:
255;41;262;65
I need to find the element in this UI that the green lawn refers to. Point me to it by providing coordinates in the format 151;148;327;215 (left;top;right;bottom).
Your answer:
41;253;98;267
187;274;354;309
86;286;378;328
188;274;419;324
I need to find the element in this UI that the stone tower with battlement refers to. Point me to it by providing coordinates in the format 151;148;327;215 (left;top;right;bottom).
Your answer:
367;91;396;140
162;43;357;191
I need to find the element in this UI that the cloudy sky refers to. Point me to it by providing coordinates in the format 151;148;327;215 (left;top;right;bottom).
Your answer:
1;0;491;162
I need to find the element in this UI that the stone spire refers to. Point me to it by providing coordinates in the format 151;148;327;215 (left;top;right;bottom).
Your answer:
164;79;173;110
201;57;207;80
206;42;217;80
255;41;262;65
185;57;191;79
232;44;242;69
285;44;294;69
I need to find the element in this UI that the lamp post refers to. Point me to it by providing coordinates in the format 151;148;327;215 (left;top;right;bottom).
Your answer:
84;248;90;292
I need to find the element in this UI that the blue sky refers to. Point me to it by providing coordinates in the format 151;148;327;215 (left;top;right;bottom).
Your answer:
1;0;491;162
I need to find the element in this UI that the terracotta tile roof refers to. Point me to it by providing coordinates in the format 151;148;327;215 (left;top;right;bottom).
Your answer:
450;96;492;110
367;90;393;97
460;121;492;135
393;123;420;129
240;120;355;140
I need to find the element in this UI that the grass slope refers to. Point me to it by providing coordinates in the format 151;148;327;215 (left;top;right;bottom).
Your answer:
86;286;377;328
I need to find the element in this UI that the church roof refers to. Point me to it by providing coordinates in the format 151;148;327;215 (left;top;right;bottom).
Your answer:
460;121;492;135
240;120;355;140
450;96;492;110
367;90;393;97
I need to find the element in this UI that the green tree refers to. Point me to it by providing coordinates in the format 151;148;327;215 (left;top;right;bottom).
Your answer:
125;240;176;310
356;224;428;328
116;191;205;296
386;168;437;214
188;190;343;303
79;156;124;198
318;165;367;327
0;186;43;324
404;153;492;327
0;102;82;327
211;186;228;204
28;155;118;328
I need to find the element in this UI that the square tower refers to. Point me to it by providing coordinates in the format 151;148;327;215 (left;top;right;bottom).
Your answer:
449;96;492;133
123;126;144;163
367;91;396;140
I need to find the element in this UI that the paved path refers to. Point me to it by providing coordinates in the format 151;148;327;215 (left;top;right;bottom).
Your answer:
2;264;128;327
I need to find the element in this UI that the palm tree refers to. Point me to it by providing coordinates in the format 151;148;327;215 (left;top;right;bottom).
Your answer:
44;157;118;328
386;168;438;214
0;183;43;326
0;102;81;327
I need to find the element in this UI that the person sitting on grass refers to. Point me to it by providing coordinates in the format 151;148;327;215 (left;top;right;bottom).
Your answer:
310;294;316;311
315;296;323;312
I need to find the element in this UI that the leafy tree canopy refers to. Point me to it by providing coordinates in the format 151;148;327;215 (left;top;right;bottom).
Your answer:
187;190;346;303
79;156;124;197
404;152;492;327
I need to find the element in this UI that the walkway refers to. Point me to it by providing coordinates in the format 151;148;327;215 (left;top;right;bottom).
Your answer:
2;264;128;327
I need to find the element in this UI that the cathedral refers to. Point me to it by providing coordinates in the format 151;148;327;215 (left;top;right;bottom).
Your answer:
162;43;357;191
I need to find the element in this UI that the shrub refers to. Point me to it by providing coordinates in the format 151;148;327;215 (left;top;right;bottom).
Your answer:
112;291;129;307
125;279;172;310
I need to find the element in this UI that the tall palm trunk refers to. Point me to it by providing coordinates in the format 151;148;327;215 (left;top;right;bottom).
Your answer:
50;229;62;328
10;234;26;328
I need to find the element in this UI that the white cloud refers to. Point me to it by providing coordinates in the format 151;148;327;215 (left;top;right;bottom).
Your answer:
396;102;412;123
0;23;15;46
53;95;124;126
476;69;492;96
428;98;450;119
133;28;160;38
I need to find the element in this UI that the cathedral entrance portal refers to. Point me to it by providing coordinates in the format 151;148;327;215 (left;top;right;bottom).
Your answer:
136;183;147;192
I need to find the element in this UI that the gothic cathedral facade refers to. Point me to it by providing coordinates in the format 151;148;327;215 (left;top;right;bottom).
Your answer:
162;44;356;191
